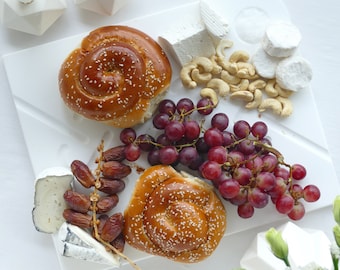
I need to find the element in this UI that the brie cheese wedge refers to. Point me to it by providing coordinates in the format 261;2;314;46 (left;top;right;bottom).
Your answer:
32;167;73;234
58;222;120;266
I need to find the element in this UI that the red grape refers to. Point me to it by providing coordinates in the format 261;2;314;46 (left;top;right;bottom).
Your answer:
211;113;229;131
158;99;176;115
288;202;305;220
124;143;141;161
159;146;178;165
177;98;194;115
204;127;223;147
292;164;307;180
248;187;269;208
303;185;321;202
200;160;222;180
218;179;240;199
233;120;251;139
197;98;214;115
120;128;136;145
207;146;228;164
165;120;185;142
238;203;254;218
251;121;268;139
275;193;294;214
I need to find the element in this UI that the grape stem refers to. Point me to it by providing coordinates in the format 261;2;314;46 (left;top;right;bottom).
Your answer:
90;140;141;270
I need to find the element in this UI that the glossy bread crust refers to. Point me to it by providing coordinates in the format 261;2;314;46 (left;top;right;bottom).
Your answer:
124;165;227;263
59;25;172;128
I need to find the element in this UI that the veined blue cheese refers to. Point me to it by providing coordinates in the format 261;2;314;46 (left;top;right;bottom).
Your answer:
32;167;73;234
58;222;121;266
158;22;215;66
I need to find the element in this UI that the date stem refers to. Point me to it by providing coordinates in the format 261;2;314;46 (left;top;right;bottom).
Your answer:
91;140;140;270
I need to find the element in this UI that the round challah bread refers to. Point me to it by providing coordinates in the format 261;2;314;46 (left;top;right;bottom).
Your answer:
124;165;226;263
59;25;172;128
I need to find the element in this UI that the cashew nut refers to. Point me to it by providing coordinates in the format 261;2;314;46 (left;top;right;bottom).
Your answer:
216;58;238;75
264;79;279;97
237;62;256;76
180;63;197;89
275;83;294;98
191;68;213;85
206;78;230;97
236;68;259;80
200;87;219;106
210;55;223;75
258;98;282;115
248;79;266;92
245;89;263;109
216;39;234;59
230;90;254;102
276;96;293;117
229;50;250;63
221;70;241;85
230;79;250;92
191;57;214;73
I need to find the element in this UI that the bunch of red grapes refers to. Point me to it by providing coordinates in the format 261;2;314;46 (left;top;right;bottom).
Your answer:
118;97;320;220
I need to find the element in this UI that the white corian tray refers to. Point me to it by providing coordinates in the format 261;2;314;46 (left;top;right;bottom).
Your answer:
3;0;339;269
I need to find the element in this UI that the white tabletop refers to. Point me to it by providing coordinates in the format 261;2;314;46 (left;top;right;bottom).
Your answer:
1;0;340;269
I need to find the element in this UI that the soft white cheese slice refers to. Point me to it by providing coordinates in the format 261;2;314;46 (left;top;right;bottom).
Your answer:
158;22;215;66
262;21;302;57
200;0;229;43
276;56;313;91
58;222;120;266
252;47;282;79
32;167;73;234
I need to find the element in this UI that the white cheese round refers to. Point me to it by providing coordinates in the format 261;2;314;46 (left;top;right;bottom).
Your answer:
32;167;73;234
276;56;313;91
252;47;282;79
262;21;301;57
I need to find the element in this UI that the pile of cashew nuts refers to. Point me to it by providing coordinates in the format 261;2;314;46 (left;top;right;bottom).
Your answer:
180;39;294;117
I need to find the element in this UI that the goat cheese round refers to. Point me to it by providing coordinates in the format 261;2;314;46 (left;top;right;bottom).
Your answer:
262;21;301;57
276;56;313;91
252;47;282;79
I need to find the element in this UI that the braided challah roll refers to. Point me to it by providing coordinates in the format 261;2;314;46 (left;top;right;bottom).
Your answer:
124;165;226;263
58;25;172;128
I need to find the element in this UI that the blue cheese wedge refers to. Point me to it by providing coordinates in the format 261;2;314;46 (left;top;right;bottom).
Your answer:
276;56;313;91
58;222;120;266
262;21;302;57
32;167;73;234
200;0;229;43
158;22;215;66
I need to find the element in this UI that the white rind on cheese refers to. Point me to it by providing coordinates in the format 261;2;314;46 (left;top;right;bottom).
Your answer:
158;22;215;67
262;21;301;57
252;47;282;79
200;0;229;43
58;222;120;266
276;56;312;91
32;167;74;234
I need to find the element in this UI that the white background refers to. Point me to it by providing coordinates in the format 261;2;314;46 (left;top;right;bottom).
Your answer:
0;0;339;269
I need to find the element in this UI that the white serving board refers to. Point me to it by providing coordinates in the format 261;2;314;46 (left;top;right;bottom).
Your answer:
3;0;339;269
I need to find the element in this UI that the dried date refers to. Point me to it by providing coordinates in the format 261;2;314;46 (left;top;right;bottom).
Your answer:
63;209;92;228
101;161;131;179
63;190;91;213
100;213;124;243
97;194;119;213
111;233;125;253
71;160;96;188
103;145;126;162
98;178;125;194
